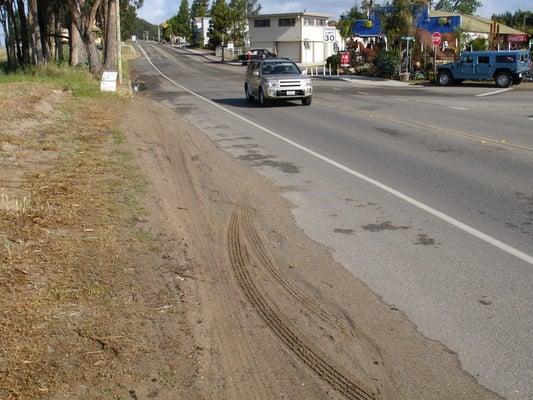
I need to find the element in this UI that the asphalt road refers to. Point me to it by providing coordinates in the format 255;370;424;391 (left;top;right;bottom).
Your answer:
131;42;533;400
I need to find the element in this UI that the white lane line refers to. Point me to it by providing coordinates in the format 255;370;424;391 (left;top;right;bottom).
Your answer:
449;106;469;111
333;88;343;91
357;91;370;95
476;88;513;97
138;43;533;266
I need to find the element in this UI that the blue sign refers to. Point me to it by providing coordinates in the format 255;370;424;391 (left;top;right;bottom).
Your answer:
352;6;461;37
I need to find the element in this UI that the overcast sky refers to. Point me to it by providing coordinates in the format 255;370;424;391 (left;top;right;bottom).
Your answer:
138;0;532;25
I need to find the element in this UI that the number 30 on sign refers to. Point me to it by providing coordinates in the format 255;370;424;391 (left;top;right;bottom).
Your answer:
323;28;336;42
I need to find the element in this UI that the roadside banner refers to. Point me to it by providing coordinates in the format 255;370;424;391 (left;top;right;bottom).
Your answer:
100;71;118;92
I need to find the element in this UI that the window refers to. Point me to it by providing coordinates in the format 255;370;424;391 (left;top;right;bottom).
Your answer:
478;56;489;64
496;55;516;63
254;19;270;28
463;56;473;64
262;61;301;75
278;18;296;27
304;17;314;26
316;19;326;26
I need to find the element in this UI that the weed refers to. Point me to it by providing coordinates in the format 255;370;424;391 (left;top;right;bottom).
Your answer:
0;64;100;97
0;194;31;214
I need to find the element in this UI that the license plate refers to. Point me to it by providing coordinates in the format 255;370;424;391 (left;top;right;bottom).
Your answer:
286;90;295;96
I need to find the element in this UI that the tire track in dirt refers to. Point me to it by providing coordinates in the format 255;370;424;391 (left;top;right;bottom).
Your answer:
240;197;341;328
228;208;378;400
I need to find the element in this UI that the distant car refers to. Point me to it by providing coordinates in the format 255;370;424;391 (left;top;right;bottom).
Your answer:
437;50;530;88
244;58;313;106
239;49;276;65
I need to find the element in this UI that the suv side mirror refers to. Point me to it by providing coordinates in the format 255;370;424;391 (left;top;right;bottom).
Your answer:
252;71;260;77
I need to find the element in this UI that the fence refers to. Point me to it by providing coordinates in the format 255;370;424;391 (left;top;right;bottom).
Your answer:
215;46;249;61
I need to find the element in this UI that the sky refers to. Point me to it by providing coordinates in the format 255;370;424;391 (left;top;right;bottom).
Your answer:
138;0;532;25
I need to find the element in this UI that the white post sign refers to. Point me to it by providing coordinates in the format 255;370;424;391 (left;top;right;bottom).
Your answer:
100;71;118;92
323;28;336;43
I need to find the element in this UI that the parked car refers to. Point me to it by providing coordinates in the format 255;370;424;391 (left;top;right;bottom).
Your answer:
244;58;313;106
239;49;276;65
437;50;530;88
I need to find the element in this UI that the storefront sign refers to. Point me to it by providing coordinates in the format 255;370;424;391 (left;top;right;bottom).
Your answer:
508;35;529;43
340;52;351;67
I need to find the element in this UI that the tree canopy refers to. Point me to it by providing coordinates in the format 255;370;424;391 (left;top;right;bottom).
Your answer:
338;4;366;39
433;0;483;15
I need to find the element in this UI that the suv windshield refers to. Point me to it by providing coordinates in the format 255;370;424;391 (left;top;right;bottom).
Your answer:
262;62;300;75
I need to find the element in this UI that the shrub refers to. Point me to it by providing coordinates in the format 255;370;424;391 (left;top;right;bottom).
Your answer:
466;38;488;51
373;50;399;78
325;54;340;73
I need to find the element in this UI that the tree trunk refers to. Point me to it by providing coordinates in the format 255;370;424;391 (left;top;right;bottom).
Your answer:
16;0;30;64
37;0;50;61
0;5;16;70
54;11;63;61
104;0;117;71
69;0;103;73
29;0;44;65
7;1;24;65
69;20;85;66
100;0;108;55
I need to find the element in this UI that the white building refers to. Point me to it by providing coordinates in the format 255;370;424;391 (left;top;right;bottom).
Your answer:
194;17;211;47
247;12;342;66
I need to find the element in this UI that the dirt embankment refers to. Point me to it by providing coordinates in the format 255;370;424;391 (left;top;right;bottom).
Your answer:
0;76;502;400
0;83;199;399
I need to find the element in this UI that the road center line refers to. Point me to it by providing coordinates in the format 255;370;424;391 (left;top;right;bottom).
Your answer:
357;91;369;95
449;106;469;111
476;88;513;97
138;43;533;266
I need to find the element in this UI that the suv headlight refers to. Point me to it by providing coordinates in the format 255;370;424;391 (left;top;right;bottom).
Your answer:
304;79;312;87
267;80;278;88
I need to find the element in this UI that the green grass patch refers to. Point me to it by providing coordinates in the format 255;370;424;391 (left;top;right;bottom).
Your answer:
0;64;100;97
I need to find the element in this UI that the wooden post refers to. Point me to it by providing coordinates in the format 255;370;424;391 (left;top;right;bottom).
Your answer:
117;0;122;84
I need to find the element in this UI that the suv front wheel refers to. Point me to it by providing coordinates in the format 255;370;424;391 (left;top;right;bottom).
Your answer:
495;71;512;88
245;83;254;103
258;88;271;107
437;70;453;86
301;96;312;106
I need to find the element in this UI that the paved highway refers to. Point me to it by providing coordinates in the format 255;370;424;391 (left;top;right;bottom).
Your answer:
131;42;533;400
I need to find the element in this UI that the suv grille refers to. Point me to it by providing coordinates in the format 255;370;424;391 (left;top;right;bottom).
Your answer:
279;80;301;87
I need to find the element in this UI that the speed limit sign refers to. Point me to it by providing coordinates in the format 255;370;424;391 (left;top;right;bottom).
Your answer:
323;28;336;42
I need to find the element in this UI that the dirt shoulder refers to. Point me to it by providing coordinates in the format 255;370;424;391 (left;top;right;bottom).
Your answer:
121;95;503;400
0;77;200;399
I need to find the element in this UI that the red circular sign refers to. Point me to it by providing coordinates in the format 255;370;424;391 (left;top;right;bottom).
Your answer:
432;32;442;47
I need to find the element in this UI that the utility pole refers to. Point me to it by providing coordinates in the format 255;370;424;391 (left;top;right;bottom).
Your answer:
117;0;122;84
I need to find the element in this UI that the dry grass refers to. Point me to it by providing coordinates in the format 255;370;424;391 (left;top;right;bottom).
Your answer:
0;74;150;399
0;194;31;215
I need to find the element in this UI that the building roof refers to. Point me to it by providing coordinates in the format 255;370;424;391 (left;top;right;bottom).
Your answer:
429;9;526;35
461;14;525;35
248;12;332;19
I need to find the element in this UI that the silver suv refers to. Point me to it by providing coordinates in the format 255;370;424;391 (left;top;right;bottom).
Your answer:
244;58;313;106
